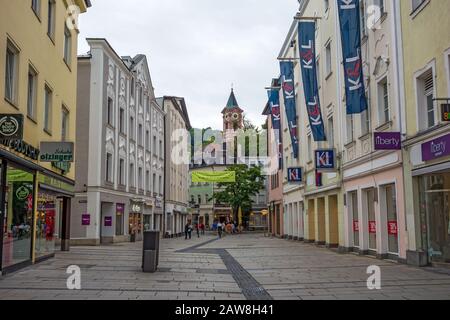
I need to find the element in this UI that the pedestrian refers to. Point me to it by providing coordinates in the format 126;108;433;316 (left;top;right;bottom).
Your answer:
217;221;223;238
184;223;190;240
200;223;205;235
195;223;200;238
188;224;193;239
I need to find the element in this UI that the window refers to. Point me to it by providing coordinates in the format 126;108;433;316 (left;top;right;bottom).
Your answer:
129;116;134;140
129;163;135;187
198;195;202;204
145;130;150;149
63;25;71;65
159;140;163;158
61;106;69;141
205;194;209;204
119;108;125;133
119;159;125;185
47;0;56;39
153;136;157;155
325;41;332;77
324;0;329;12
159;176;162;195
130;78;135;98
346;115;354;143
138;123;143;146
307;134;312;162
106;153;113;183
377;78;390;125
27;66;37;119
5;41;19;104
107;97;113;126
32;0;40;17
145;170;150;192
153;173;156;193
360;0;367;37
44;85;52;132
361;89;371;135
138;167;143;190
417;69;436;131
328;116;334;148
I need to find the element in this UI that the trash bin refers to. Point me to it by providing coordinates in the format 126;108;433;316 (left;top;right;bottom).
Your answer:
142;231;160;271
142;250;157;273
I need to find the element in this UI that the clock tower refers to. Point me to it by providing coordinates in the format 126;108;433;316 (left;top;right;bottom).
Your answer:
222;89;244;132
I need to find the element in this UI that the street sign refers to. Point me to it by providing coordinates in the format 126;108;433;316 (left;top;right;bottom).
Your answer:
315;149;335;170
287;167;303;183
0;114;23;140
40;142;74;162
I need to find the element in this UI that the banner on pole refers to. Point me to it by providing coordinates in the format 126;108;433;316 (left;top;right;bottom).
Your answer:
298;21;327;142
337;0;368;114
280;62;299;158
268;89;283;170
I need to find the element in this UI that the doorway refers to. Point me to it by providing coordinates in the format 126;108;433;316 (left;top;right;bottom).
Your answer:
308;199;315;242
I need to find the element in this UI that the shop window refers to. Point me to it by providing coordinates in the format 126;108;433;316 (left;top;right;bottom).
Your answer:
384;184;399;254
2;166;34;268
47;0;56;40
115;204;124;236
350;191;359;247
35;191;57;258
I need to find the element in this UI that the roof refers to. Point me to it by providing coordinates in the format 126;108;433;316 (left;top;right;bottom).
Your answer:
222;89;244;114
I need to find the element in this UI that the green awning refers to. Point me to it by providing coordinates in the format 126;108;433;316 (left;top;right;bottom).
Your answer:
191;171;236;183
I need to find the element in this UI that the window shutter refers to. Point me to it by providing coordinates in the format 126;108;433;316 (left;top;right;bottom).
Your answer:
424;71;434;94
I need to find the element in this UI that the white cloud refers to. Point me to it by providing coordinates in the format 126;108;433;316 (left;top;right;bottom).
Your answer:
78;0;300;130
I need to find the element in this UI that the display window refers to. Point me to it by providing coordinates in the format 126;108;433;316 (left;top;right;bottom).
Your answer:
35;191;57;258
2;165;35;268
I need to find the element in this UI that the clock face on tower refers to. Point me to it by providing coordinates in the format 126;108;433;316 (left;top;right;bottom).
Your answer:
224;110;242;130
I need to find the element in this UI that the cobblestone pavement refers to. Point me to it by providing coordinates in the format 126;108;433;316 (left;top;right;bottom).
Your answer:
0;233;450;300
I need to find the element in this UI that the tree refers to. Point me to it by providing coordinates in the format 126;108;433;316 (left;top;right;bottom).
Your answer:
213;164;265;223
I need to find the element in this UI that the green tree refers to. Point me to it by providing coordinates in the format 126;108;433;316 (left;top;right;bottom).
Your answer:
213;164;265;222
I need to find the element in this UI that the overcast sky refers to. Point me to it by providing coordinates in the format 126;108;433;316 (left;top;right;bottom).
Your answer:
78;0;300;130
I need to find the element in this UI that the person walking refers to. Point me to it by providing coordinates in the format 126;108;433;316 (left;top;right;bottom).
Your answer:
195;223;200;238
184;223;190;240
217;221;223;238
188;223;193;239
200;223;205;235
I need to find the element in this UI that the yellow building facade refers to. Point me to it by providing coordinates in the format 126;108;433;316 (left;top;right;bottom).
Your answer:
0;0;89;274
400;0;450;266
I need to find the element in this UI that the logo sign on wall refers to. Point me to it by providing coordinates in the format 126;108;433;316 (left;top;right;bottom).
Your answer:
287;168;303;183
40;142;74;162
0;114;23;140
82;214;91;226
374;132;402;150
421;133;450;162
104;216;113;227
441;104;450;122
315;149;335;170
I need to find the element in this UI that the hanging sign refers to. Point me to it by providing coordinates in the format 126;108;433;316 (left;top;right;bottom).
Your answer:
374;132;402;150
315;149;335;170
298;21;327;141
280;62;299;158
337;0;368;114
40;142;74;163
287;167;303;183
0;114;23;140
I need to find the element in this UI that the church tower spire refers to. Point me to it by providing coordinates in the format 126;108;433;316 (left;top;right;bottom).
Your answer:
222;88;244;132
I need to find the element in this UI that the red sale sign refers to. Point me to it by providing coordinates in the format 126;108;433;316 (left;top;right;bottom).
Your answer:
353;220;359;232
369;221;377;234
388;221;398;235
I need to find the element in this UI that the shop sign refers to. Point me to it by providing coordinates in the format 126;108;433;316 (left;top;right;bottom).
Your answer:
104;216;112;227
442;104;450;122
116;203;125;214
0;139;40;160
421;133;450;162
388;221;398;235
130;202;142;213
353;220;359;232
315;149;335;170
369;221;377;234
0;114;23;140
374;132;401;150
82;214;90;226
16;184;31;200
287;167;303;183
52;161;71;174
40;142;74;162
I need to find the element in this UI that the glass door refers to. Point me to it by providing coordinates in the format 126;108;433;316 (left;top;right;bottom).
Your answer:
366;188;377;251
350;191;359;248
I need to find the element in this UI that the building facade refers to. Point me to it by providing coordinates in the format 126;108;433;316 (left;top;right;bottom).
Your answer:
72;39;162;245
159;96;191;237
0;0;90;273
400;0;450;266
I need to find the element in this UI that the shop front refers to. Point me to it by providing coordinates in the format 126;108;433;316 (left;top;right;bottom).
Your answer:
129;200;143;242
406;131;450;266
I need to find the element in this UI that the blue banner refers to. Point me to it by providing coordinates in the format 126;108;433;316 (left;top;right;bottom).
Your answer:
268;89;283;170
298;21;327;142
337;0;368;114
280;62;299;158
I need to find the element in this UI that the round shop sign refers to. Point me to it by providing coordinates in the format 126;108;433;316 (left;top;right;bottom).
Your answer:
0;115;20;137
16;185;30;200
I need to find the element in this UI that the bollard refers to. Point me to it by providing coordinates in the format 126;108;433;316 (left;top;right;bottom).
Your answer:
142;250;157;273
